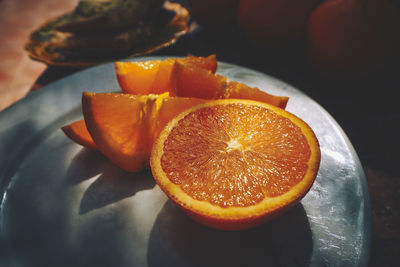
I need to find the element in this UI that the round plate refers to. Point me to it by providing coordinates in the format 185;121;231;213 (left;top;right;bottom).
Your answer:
0;59;371;266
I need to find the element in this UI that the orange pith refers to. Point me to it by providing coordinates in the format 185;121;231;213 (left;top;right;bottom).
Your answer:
115;55;217;95
82;92;207;172
61;120;97;150
150;99;320;230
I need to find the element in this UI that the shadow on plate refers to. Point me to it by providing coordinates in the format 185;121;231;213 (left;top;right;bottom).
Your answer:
64;148;110;185
64;148;156;214
2;146;156;267
147;200;313;267
79;166;155;214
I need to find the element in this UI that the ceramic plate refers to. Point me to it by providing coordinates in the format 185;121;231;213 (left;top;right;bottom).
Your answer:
0;59;371;266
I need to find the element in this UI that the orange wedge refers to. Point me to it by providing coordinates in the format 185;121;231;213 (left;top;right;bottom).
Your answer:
115;55;217;94
82;92;207;172
172;63;227;99
61;120;97;150
218;80;289;109
116;55;289;109
150;99;320;230
115;60;159;95
173;63;289;109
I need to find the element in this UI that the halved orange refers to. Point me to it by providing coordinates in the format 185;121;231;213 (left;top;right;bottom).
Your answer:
115;54;217;94
61;120;97;150
172;63;289;109
82;92;207;172
150;99;320;230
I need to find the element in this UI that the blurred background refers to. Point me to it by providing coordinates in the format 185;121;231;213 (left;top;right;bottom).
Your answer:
0;0;399;266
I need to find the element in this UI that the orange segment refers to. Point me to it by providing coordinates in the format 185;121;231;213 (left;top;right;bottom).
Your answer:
115;60;160;95
219;81;289;109
115;55;217;94
61;120;97;150
82;92;207;172
179;54;217;73
82;92;154;172
172;63;227;98
150;60;178;94
150;99;320;230
172;62;289;109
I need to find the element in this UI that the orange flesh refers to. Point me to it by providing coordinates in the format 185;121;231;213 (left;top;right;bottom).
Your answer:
173;63;289;109
82;92;208;172
150;97;207;144
160;103;310;208
115;61;160;95
178;54;218;73
220;81;289;109
116;55;217;95
173;63;226;99
82;93;152;172
88;94;150;154
150;60;176;94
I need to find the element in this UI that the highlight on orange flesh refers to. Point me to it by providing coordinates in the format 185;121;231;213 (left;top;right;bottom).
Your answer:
61;119;97;150
115;60;160;95
115;54;217;94
150;99;320;230
82;92;207;172
115;55;288;109
149;60;179;95
172;63;289;109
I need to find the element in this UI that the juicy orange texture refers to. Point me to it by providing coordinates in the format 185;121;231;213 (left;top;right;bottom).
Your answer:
115;54;217;95
82;92;206;172
62;55;289;176
116;55;289;109
173;63;289;109
151;99;320;230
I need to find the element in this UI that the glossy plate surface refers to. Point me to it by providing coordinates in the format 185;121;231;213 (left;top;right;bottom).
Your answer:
0;59;371;266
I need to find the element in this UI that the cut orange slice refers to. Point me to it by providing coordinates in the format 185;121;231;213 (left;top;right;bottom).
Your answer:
172;63;289;109
150;99;320;230
115;55;217;94
61;120;97;150
82;92;207;172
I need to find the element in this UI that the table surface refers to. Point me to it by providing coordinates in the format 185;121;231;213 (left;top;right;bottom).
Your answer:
0;0;399;266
